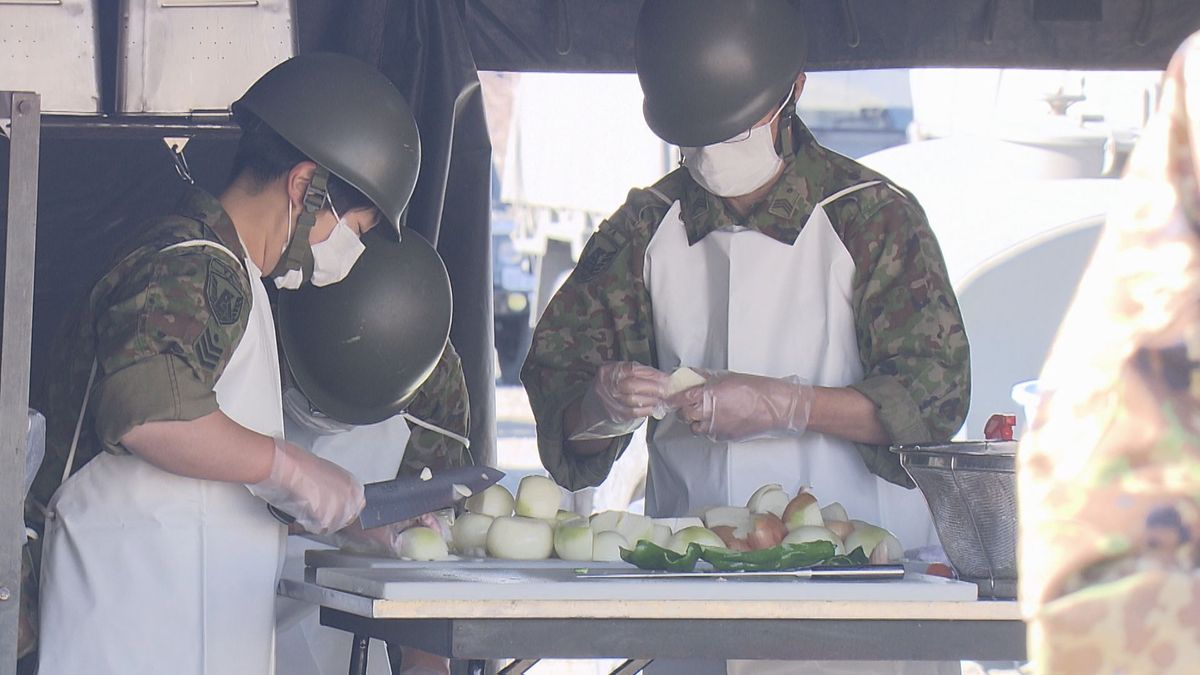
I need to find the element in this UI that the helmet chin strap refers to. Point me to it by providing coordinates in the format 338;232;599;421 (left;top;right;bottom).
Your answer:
270;166;330;280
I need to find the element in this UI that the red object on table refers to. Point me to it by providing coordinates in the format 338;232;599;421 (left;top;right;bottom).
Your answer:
984;414;1017;441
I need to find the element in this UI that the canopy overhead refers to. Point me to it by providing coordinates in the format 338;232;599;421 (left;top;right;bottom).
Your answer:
464;0;1200;73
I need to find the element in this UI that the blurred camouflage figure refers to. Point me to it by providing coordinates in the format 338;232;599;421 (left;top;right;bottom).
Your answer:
1019;32;1200;674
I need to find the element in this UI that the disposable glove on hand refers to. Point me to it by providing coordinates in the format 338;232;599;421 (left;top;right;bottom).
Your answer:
308;512;444;557
247;438;365;535
570;361;670;440
675;371;814;442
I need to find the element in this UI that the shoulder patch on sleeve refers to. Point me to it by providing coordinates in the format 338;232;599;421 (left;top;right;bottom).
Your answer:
204;257;246;326
574;232;622;283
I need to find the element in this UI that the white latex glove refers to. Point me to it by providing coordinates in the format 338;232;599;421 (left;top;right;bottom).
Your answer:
674;371;813;442
309;512;444;557
247;437;365;535
570;361;670;440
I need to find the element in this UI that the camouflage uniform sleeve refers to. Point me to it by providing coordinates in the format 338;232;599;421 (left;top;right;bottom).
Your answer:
398;341;471;477
89;246;252;453
836;187;971;487
522;191;661;491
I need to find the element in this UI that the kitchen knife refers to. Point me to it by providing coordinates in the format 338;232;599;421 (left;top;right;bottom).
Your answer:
577;564;905;581
269;465;505;529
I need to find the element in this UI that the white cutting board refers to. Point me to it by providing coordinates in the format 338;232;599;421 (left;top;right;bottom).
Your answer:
306;549;632;570
315;565;978;602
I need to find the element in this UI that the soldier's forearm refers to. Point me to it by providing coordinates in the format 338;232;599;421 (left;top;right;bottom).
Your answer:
121;410;276;483
807;386;891;445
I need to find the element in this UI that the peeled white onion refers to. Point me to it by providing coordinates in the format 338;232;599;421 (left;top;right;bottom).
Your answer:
592;530;630;562
746;484;791;518
782;525;845;554
465;484;515;518
400;526;450;561
514;475;563;520
666;526;725;554
553;523;595;561
486;516;554;560
450;513;494;557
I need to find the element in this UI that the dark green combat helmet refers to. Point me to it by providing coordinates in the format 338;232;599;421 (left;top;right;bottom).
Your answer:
277;232;453;425
636;0;808;147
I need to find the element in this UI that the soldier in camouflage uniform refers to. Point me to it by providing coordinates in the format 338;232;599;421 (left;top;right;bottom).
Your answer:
523;0;968;538
1019;32;1200;675
28;54;436;675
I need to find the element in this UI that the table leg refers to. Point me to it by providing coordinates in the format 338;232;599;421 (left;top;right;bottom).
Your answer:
349;634;370;675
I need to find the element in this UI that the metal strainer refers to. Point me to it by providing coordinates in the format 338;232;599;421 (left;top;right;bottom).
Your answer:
893;440;1017;598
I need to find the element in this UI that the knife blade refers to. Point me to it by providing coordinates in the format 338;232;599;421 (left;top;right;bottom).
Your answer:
269;465;505;529
358;466;505;528
576;564;905;581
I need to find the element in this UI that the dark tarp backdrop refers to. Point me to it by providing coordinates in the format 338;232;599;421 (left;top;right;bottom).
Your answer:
464;0;1200;72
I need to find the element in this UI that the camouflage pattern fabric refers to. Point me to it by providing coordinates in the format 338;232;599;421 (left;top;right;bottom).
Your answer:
30;188;251;515
398;340;472;477
1019;34;1200;674
523;119;970;491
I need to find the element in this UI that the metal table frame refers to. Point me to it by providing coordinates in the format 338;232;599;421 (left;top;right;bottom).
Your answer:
1;91;41;675
281;579;1026;675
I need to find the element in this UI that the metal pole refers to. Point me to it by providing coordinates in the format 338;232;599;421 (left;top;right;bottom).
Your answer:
0;91;41;675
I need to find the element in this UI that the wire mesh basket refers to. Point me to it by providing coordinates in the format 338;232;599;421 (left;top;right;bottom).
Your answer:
893;440;1018;598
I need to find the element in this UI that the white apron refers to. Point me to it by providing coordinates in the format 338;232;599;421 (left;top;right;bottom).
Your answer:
643;184;950;675
275;414;413;675
38;242;286;675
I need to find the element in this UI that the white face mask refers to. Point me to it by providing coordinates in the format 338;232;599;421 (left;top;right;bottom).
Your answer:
310;214;366;287
680;96;789;198
274;198;368;289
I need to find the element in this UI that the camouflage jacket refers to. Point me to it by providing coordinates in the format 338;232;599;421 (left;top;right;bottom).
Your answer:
523;120;970;491
1018;34;1200;673
31;188;252;512
396;340;472;477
